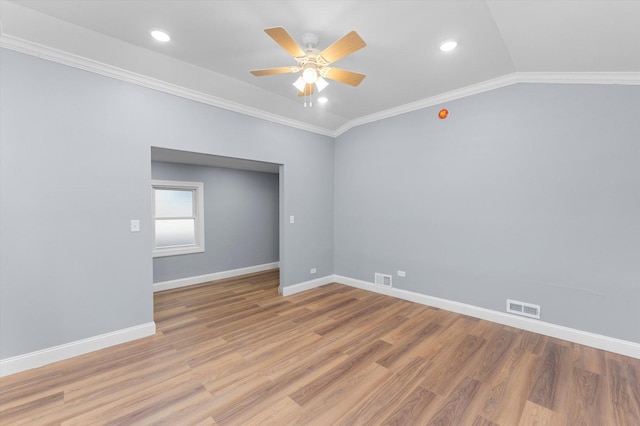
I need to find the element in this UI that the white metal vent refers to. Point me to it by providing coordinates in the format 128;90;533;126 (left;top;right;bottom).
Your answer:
374;273;392;287
507;299;541;319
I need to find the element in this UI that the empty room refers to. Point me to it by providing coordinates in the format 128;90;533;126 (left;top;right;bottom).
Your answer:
1;1;639;424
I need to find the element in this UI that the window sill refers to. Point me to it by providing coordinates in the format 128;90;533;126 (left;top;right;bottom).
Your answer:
153;245;205;258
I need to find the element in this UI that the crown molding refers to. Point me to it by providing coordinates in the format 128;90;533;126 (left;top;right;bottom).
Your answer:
517;71;640;85
0;34;335;138
2;33;638;139
334;73;520;136
334;71;640;136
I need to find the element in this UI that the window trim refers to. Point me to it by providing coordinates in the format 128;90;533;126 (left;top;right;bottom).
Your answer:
152;180;205;258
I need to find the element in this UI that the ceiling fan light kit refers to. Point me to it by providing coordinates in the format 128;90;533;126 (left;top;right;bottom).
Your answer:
292;76;306;92
251;27;366;105
302;66;319;84
315;76;329;92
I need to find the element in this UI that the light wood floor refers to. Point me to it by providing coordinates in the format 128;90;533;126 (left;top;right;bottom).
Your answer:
1;270;639;425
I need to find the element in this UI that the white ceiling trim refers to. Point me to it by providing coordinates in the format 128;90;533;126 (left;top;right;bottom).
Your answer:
335;73;521;136
0;34;334;138
335;71;640;136
518;72;640;86
2;33;638;139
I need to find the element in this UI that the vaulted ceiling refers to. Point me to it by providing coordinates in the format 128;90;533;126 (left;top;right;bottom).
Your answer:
1;0;639;135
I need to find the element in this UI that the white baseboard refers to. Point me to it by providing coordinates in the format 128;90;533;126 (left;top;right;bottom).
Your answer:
0;322;156;377
331;274;639;359
5;272;635;378
153;262;280;292
281;275;336;296
1;263;279;377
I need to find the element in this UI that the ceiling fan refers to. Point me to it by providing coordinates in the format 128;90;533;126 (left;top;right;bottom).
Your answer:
250;27;366;97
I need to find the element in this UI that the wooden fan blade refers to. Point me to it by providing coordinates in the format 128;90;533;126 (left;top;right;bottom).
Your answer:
264;27;306;58
324;68;366;86
320;31;366;64
250;67;297;76
297;83;314;96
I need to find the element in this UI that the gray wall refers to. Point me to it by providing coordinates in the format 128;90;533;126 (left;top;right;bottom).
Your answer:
0;48;334;359
2;45;638;362
335;83;640;344
151;161;279;283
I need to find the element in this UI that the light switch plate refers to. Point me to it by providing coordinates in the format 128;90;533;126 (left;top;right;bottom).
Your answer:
130;220;140;232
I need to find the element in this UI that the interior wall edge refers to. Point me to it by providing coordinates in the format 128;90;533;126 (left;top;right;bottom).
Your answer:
281;274;336;296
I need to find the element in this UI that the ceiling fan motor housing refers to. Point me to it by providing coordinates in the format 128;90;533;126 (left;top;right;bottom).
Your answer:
302;33;319;49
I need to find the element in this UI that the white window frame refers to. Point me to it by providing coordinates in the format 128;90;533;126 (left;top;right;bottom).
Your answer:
152;180;205;258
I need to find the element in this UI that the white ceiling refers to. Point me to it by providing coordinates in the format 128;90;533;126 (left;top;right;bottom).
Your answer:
1;0;639;135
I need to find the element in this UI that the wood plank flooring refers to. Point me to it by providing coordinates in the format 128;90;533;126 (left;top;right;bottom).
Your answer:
1;269;639;425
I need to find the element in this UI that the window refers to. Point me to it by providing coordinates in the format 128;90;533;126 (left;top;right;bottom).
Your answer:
152;180;204;257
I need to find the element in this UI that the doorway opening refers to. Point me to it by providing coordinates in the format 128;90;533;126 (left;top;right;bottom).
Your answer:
150;147;283;295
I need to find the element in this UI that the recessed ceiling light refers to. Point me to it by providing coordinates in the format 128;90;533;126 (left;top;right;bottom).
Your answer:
440;40;458;52
317;97;328;104
150;29;171;42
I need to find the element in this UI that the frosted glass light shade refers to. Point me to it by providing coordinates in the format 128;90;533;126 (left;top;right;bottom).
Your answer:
302;67;318;83
292;76;306;92
315;77;329;92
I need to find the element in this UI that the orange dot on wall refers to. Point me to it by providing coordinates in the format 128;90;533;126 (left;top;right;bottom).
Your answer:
438;109;449;119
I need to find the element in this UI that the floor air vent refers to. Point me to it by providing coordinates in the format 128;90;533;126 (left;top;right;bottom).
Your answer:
374;273;392;287
507;299;541;319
